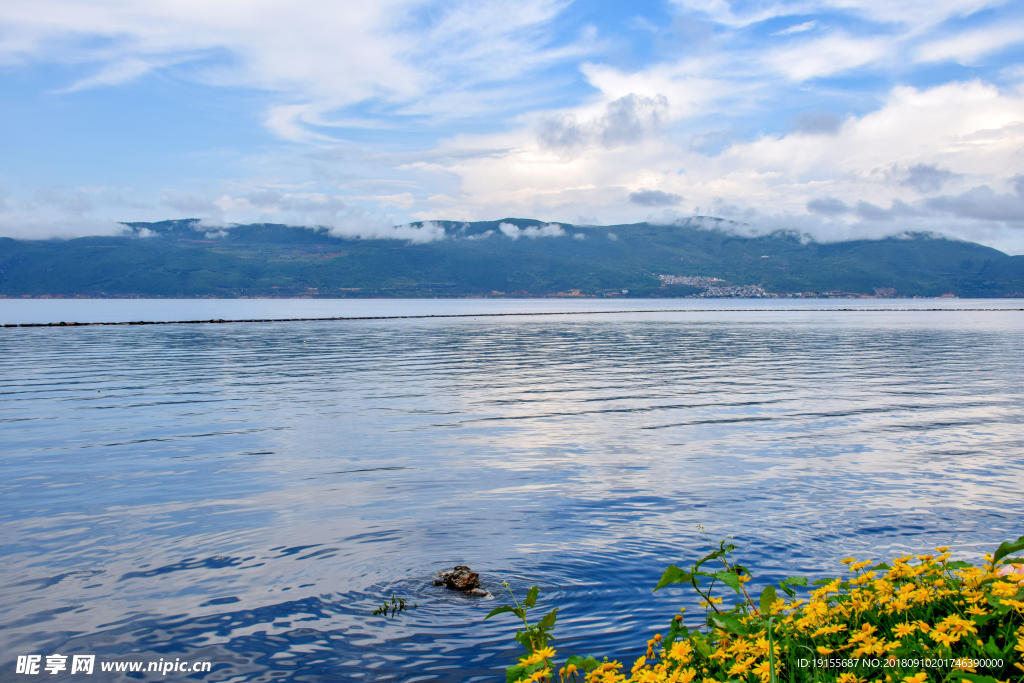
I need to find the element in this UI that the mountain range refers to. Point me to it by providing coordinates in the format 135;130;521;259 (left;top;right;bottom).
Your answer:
1;217;1022;298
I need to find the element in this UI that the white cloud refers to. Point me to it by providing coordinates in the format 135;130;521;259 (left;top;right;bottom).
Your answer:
2;0;1023;255
157;189;448;242
766;33;891;81
0;0;587;141
629;189;683;206
916;25;1024;64
667;0;1004;28
819;0;1005;27
401;79;1024;251
326;219;447;243
537;94;669;150
191;217;234;231
927;184;1024;222
0;213;123;240
498;221;565;239
580;60;738;120
58;57;169;92
772;21;817;36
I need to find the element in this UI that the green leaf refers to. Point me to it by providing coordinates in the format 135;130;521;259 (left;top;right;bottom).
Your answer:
993;535;1024;565
970;612;996;627
946;561;972;570
524;586;539;609
812;579;833;586
506;664;526;683
713;570;741;594
708;612;749;635
871;563;892;571
692;548;733;573
953;672;1002;683
538;607;558;630
691;634;712;658
509;661;544;681
654;565;693;592
566;655;600;673
986;594;1012;614
778;577;807;598
760;586;777;616
984;637;1002;658
485;605;518;620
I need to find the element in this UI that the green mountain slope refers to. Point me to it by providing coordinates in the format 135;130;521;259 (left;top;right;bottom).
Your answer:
1;218;1022;298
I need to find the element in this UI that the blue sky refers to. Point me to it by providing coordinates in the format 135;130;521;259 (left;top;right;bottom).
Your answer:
1;0;1024;251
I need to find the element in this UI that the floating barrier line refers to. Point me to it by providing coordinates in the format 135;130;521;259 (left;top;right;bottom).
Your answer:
3;307;1023;328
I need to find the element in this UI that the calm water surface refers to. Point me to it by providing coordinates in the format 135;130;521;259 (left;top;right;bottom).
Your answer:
1;301;1023;681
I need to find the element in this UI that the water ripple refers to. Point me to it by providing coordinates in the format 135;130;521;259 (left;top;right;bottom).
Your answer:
1;309;1023;680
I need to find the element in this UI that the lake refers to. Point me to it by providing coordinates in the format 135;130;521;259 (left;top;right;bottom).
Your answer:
2;299;1023;681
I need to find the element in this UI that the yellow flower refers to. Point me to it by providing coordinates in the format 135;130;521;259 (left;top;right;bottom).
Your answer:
521;646;556;666
892;623;916;638
727;660;751;677
929;631;958;647
669;640;693;662
837;674;862;683
991;581;1019;597
817;646;833;655
940;615;978;637
751;659;775;682
851;623;877;640
902;673;927;683
675;667;697;683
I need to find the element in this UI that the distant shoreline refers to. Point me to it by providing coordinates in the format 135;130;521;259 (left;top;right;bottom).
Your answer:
5;306;1023;328
0;293;1005;300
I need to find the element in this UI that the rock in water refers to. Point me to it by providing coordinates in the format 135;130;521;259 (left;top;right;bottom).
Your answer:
433;565;487;595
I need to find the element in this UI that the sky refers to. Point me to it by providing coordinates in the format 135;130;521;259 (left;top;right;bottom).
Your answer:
1;0;1024;252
